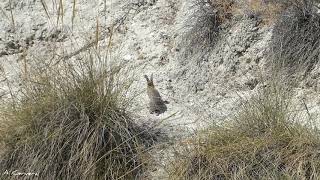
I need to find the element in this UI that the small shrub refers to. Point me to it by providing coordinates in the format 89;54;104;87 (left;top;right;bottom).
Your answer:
168;82;320;179
242;0;285;25
0;53;156;179
270;0;320;78
180;0;235;59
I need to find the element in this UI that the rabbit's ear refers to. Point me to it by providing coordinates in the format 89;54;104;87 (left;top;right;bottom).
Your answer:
150;73;153;83
144;75;149;82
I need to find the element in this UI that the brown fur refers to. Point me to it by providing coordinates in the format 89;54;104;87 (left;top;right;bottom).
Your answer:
144;74;167;115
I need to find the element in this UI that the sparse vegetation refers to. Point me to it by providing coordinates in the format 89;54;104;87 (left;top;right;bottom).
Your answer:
1;0;320;179
270;0;320;77
170;1;320;179
179;0;300;60
180;0;235;59
0;52;156;179
187;0;319;79
241;0;285;24
168;82;320;179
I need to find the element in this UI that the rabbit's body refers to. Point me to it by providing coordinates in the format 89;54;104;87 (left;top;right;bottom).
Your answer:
147;88;163;114
144;75;167;115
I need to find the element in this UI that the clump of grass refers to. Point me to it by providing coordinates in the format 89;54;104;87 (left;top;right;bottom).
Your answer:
0;52;156;179
168;82;320;179
241;0;286;25
270;0;320;78
180;0;235;60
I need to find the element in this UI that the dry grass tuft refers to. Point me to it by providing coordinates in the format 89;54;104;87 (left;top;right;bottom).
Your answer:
207;0;236;24
241;0;285;25
179;0;236;60
270;0;320;79
168;82;320;179
0;52;157;179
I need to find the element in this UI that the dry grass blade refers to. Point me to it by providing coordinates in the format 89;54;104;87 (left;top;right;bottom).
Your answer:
72;0;76;30
40;0;51;19
9;0;15;31
0;6;10;21
57;0;64;26
108;25;114;49
95;18;100;49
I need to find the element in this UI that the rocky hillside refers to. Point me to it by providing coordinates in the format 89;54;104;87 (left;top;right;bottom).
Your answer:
1;0;320;133
1;0;320;179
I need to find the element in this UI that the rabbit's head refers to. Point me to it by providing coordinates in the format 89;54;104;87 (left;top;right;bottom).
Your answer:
144;74;154;88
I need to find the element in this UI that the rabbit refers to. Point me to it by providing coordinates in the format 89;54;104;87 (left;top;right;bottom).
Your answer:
144;74;168;115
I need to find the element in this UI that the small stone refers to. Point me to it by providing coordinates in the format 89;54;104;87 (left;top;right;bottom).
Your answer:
123;54;133;61
6;41;17;49
0;51;8;56
245;78;259;90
